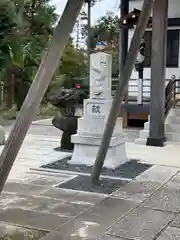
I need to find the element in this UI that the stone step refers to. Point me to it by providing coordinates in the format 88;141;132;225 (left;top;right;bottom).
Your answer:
134;138;147;145
135;108;180;145
168;108;180;117
139;130;149;139
144;122;149;130
144;122;180;133
139;129;180;142
165;124;180;133
166;116;180;124
166;132;180;142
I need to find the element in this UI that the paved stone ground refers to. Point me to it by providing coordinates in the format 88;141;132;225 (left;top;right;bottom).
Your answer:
1;120;180;239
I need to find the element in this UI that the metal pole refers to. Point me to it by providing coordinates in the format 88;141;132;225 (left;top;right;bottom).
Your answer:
87;0;91;83
119;0;129;104
119;0;129;68
91;0;154;184
0;0;84;194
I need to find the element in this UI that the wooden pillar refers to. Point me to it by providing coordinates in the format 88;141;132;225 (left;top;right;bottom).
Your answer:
0;0;84;193
119;0;129;67
119;0;129;128
92;0;154;183
147;0;168;147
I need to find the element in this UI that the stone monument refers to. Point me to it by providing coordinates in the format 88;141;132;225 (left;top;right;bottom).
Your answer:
69;52;127;169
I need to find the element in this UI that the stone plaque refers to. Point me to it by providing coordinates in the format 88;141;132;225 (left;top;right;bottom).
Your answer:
90;52;112;100
85;102;106;117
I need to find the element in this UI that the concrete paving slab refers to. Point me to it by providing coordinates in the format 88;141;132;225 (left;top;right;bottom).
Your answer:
127;142;180;168
75;198;137;236
39;232;63;240
2;123;180;239
3;182;49;195
26;170;75;179
41;188;78;201
42;188;106;206
108;207;175;240
168;171;180;185
136;165;179;183
142;182;180;212
0;208;71;231
6;174;45;184
6;195;64;212
30;176;69;186
101;236;127;240
0;222;47;239
41;230;96;240
0;193;25;208
56;218;109;240
50;201;91;217
170;213;180;228
157;226;180;240
74;191;107;205
111;180;161;202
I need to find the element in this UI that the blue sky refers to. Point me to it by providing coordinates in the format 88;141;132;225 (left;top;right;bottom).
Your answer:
52;0;119;24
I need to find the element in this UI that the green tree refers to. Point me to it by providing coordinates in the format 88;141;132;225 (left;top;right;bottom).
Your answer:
60;41;87;78
0;0;58;109
84;13;119;49
0;0;16;70
86;13;120;77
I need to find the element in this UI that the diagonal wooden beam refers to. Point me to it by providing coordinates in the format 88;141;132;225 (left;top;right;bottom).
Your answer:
0;0;84;193
91;0;154;184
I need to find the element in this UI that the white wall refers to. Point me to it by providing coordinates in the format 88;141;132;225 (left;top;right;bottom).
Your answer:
129;0;180;18
129;0;180;80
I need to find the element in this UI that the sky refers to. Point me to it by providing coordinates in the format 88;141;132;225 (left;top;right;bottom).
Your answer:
51;0;119;48
51;0;119;24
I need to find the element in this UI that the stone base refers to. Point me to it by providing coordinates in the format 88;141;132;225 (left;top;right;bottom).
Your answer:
61;131;74;151
77;117;122;137
146;136;165;147
135;109;180;145
70;133;127;169
70;97;128;169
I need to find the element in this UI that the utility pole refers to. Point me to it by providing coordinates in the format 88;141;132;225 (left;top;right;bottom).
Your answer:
85;0;91;83
119;0;129;108
0;0;84;194
91;0;154;184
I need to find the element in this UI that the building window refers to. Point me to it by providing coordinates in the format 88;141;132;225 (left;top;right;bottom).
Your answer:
143;29;179;68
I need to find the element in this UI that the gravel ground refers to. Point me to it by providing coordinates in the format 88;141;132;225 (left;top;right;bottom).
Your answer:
42;158;152;179
58;175;129;194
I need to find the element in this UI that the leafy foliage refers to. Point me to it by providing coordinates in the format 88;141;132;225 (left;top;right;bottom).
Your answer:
0;0;58;108
0;0;105;110
0;0;16;70
60;39;87;78
84;13;120;77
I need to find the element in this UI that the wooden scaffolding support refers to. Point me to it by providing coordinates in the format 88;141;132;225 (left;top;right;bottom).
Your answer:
0;0;84;193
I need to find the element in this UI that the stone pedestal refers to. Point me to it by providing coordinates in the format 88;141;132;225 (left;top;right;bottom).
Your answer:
70;52;127;169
